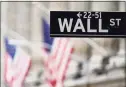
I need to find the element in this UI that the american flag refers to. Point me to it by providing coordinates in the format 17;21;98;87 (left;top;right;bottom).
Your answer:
42;18;74;87
4;37;31;87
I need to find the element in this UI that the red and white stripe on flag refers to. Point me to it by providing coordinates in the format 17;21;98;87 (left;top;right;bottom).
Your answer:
45;38;74;87
4;53;13;85
4;47;31;87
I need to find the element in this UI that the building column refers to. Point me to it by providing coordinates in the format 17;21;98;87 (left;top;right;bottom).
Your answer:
1;2;8;87
69;1;92;60
7;2;17;32
68;1;92;81
91;1;121;56
90;1;125;83
119;2;126;12
68;1;91;11
16;2;31;40
30;3;44;60
49;1;68;11
91;1;119;11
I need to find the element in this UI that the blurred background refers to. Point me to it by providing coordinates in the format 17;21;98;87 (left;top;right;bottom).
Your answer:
1;1;126;87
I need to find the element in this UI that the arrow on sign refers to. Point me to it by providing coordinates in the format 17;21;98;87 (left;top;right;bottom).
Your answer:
77;12;82;18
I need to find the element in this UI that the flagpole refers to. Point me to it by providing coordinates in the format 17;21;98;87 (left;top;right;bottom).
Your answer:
8;38;108;56
9;39;86;62
7;29;108;55
6;28;125;60
6;29;108;59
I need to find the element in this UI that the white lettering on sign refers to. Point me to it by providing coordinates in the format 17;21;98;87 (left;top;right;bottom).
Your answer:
58;18;109;33
110;18;121;26
58;18;73;32
73;18;85;32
